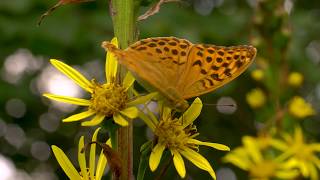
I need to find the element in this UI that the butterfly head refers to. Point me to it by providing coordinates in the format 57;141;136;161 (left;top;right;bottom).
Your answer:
101;41;125;60
173;99;189;112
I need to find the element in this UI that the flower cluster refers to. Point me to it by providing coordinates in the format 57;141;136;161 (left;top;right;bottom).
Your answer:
45;37;230;179
44;38;150;126
288;96;315;119
141;98;229;179
51;128;110;180
224;127;320;180
224;135;298;180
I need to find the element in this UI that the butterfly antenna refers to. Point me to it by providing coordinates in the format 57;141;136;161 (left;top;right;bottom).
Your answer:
202;103;236;107
101;41;118;52
81;141;99;153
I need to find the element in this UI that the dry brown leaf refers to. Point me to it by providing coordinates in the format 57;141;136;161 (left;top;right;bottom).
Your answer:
38;0;95;26
138;0;180;21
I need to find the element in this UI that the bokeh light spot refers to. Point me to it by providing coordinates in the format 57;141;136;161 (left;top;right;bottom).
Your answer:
5;98;26;118
0;154;16;180
37;65;83;112
39;113;60;133
216;167;237;180
0;119;7;137
31;141;51;161
4;124;26;149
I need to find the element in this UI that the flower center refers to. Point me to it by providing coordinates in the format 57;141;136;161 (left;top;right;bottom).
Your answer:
90;81;128;117
155;117;197;151
249;160;277;179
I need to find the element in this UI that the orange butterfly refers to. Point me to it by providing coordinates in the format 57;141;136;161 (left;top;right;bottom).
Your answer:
102;37;256;111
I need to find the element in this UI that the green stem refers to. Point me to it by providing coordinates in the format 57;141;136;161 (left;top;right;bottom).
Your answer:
110;0;138;180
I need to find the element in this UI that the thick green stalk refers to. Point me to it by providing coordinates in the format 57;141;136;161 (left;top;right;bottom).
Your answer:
110;0;138;180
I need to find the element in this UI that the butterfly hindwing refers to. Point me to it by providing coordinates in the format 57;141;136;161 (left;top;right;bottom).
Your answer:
178;44;256;99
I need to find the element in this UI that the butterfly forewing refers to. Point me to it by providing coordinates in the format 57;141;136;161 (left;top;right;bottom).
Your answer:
179;44;256;99
106;37;194;105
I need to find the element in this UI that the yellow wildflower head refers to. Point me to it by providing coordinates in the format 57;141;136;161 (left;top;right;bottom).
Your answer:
42;38;152;126
246;88;266;108
251;69;264;81
140;98;229;179
224;136;299;180
277;126;320;180
288;96;315;119
288;72;303;87
51;128;110;180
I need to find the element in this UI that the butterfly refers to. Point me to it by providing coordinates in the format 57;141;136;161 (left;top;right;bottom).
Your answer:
102;37;256;111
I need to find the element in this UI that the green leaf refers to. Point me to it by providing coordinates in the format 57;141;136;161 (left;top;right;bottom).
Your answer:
137;141;152;180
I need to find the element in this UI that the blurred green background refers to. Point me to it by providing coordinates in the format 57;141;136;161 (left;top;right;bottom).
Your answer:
0;0;320;179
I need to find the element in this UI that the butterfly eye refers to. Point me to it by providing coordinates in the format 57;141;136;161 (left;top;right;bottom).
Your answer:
174;100;189;112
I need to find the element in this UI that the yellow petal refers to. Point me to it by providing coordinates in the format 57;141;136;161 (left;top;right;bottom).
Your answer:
126;92;158;106
149;143;166;171
162;105;172;121
50;59;93;93
310;144;320;152
294;126;304;143
311;155;320;169
275;149;294;163
78;136;89;180
298;160;309;177
51;145;82;179
243;136;262;163
120;106;138;119
180;97;202;128
307;162;318;180
171;150;186;178
81;114;105;126
113;113;129;126
123;72;135;90
180;147;216;179
278;158;299;169
223;153;250;170
63;109;95;122
188;139;230;151
138;110;156;131
275;169;299;179
96;139;111;180
270;139;288;151
106;37;118;83
89;128;100;180
43;93;91;106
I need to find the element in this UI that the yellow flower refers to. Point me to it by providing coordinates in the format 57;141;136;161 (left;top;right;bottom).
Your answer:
224;136;299;180
43;38;150;126
246;88;266;108
140;98;230;179
288;72;303;87
288;96;315;119
251;69;264;81
51;128;110;180
255;132;287;151
276;127;320;180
